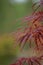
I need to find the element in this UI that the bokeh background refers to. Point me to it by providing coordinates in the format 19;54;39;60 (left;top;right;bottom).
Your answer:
0;0;33;65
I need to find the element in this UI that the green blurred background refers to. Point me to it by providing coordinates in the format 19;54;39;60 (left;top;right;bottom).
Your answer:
0;0;32;65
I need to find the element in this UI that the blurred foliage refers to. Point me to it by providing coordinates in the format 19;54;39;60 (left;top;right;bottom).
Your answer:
0;0;32;34
0;0;32;65
0;34;19;65
0;34;19;56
